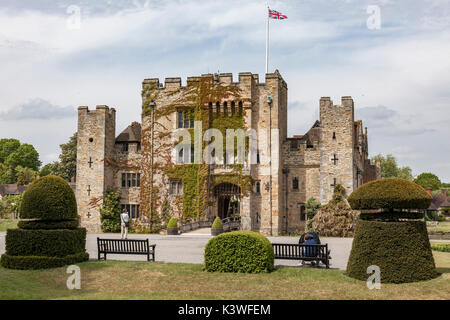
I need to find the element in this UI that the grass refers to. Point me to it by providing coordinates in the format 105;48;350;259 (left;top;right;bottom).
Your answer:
428;221;450;233
0;219;18;232
0;251;448;300
431;243;450;253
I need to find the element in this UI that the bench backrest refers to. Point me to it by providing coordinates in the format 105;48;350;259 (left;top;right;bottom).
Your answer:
98;238;149;253
273;243;327;258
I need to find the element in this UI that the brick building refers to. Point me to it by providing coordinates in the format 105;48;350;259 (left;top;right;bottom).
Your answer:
76;71;380;235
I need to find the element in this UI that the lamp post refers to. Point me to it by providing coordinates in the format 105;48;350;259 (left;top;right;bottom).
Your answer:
149;99;156;229
267;95;273;236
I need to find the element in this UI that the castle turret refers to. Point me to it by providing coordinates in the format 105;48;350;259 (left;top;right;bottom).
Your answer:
76;105;116;233
319;97;355;204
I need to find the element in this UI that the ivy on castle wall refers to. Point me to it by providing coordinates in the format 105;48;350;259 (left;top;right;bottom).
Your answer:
139;77;252;229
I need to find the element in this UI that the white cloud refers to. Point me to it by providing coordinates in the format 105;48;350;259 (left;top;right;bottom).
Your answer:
0;0;449;181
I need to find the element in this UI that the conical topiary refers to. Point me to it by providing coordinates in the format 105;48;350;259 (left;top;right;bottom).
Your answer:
0;175;89;269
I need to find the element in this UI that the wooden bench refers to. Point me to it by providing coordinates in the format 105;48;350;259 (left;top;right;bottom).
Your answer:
272;243;331;268
97;238;156;261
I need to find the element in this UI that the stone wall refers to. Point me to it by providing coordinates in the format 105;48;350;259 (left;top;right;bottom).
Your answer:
76;105;115;233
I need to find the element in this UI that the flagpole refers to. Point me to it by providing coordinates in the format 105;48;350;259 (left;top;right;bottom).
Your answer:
265;3;269;74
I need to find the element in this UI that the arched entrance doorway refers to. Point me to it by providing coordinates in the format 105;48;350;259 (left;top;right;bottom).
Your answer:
213;183;241;220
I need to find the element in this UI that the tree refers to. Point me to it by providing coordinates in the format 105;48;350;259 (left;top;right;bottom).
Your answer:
414;173;442;191
0;139;20;163
5;144;41;171
99;189;121;233
305;197;321;233
312;185;358;237
0;163;15;184
16;166;38;185
371;154;414;181
42;133;77;181
0;140;41;184
57;133;77;181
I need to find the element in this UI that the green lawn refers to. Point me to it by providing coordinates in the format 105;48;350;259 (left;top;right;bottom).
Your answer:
0;251;448;300
428;221;450;233
0;219;18;232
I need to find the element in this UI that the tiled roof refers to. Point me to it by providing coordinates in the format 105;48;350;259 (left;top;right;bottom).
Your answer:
116;122;141;143
429;190;450;210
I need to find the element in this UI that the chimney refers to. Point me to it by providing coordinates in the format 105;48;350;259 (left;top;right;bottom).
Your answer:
426;188;432;196
442;188;447;196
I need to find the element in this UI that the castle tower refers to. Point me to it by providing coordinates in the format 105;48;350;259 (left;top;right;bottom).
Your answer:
76;105;116;233
319;97;355;204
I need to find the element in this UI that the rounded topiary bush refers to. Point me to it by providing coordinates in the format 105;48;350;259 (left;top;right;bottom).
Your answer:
1;176;88;270
204;231;274;273
167;218;178;228
211;217;223;229
346;178;436;283
20;175;77;220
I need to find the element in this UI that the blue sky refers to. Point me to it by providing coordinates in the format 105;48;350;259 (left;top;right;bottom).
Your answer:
0;0;449;181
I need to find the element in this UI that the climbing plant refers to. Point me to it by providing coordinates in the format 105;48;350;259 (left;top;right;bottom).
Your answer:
140;76;252;229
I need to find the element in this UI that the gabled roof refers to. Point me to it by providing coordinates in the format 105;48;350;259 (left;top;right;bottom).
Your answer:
0;184;28;197
429;190;450;210
116;122;141;143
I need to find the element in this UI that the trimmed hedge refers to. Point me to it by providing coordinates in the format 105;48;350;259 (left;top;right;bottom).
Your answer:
211;217;223;229
0;252;89;270
204;231;274;273
348;178;432;211
431;243;450;253
18;219;79;230
20;175;77;220
359;211;424;221
346;220;437;283
5;228;87;257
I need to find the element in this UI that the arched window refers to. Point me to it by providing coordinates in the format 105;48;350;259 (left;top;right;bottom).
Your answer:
238;101;243;115
178;148;184;164
223;102;228;117
231;101;236;115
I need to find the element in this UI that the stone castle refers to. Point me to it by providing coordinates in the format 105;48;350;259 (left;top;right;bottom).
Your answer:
76;71;380;235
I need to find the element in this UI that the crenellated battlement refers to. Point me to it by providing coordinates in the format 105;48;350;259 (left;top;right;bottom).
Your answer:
142;70;287;91
77;105;116;114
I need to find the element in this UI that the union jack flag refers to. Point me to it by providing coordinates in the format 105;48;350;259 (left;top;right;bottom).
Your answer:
268;8;287;20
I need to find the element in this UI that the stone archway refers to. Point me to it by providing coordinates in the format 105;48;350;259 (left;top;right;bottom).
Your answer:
213;183;241;220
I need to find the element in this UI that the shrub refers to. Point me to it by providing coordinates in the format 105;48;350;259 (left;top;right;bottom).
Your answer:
20;175;77;220
305;197;321;232
18;219;79;230
167;218;178;228
312;185;358;237
347;178;432;211
5;228;86;257
431;243;450;253
100;189;121;233
1;175;88;270
0;252;89;270
211;217;223;229
204;231;274;273
346;220;437;283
